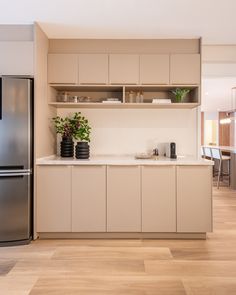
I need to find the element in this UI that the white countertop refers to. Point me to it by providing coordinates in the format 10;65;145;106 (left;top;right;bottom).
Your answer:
36;155;214;166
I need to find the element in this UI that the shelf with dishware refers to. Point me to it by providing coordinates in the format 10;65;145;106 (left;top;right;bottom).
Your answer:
48;84;200;109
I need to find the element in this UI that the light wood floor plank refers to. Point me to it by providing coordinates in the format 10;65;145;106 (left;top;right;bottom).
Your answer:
1;186;236;294
52;246;172;260
29;276;186;295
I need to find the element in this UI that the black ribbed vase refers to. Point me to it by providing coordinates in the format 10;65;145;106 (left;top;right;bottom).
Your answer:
60;137;74;158
75;142;90;159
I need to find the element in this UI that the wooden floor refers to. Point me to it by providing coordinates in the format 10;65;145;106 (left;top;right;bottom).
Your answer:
1;187;236;294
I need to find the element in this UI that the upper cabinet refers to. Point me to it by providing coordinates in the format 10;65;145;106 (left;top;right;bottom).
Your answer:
48;54;78;84
109;54;139;84
140;54;169;85
0;41;34;76
170;54;201;85
79;54;108;84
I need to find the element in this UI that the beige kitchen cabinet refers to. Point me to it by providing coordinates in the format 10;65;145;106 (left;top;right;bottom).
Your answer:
0;41;34;75
48;54;78;84
109;54;139;84
71;166;106;232
142;166;176;232
37;166;71;232
140;54;170;84
78;54;108;84
177;166;212;233
107;166;141;232
170;54;200;84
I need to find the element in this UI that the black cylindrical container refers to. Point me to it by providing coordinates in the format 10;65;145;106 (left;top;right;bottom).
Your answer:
60;137;74;157
76;142;90;159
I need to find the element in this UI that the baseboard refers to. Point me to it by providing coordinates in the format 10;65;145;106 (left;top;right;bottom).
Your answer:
38;232;207;239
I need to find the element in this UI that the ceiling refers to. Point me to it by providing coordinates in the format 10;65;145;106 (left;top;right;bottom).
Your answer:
0;0;236;43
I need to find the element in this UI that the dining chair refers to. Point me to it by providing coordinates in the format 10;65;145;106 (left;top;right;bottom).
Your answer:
204;147;212;160
201;146;205;158
211;148;230;189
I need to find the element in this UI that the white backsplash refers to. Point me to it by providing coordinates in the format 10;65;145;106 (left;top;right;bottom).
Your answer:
57;108;198;157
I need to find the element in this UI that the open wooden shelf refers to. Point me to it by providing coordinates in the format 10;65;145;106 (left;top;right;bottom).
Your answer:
49;102;200;109
48;84;200;109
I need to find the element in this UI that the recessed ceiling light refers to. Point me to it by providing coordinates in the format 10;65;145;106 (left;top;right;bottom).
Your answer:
205;92;209;96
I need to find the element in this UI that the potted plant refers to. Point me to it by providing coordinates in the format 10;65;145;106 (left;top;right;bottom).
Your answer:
52;112;91;158
73;112;91;159
171;88;190;103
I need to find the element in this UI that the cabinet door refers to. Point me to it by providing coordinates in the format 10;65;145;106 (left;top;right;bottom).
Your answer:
0;41;34;75
72;166;106;232
142;166;176;232
140;54;169;84
109;54;139;84
170;54;200;84
37;166;71;232
107;166;141;232
177;166;212;233
79;54;108;84
48;54;78;84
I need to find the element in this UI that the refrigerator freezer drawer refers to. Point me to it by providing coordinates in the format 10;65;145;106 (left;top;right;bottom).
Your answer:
0;174;31;242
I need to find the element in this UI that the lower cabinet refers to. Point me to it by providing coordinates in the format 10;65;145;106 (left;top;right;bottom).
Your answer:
107;166;141;232
177;166;212;233
142;166;176;232
71;166;106;232
36;164;212;234
37;166;71;232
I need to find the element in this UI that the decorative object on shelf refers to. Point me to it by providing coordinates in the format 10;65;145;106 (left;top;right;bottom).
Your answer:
76;141;90;159
171;88;190;103
52;112;91;158
152;98;172;104
60;136;74;157
102;98;121;104
57;91;69;102
73;112;91;160
128;91;135;103
135;153;153;160
136;91;141;103
140;91;144;103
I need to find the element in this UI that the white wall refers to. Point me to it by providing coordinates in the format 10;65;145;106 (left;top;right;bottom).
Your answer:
57;108;198;157
203;111;219;145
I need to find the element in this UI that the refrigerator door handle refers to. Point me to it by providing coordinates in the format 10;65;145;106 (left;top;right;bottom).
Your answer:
0;172;31;177
0;169;31;174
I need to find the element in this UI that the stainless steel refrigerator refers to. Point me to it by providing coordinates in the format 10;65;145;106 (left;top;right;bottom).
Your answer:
0;76;33;246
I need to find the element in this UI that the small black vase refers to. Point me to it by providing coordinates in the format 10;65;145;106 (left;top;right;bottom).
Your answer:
75;142;90;159
60;137;74;158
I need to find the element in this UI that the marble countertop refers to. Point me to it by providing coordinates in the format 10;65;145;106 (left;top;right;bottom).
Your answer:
36;155;214;166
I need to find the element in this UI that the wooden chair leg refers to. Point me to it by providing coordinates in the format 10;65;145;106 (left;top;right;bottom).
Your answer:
217;159;222;189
